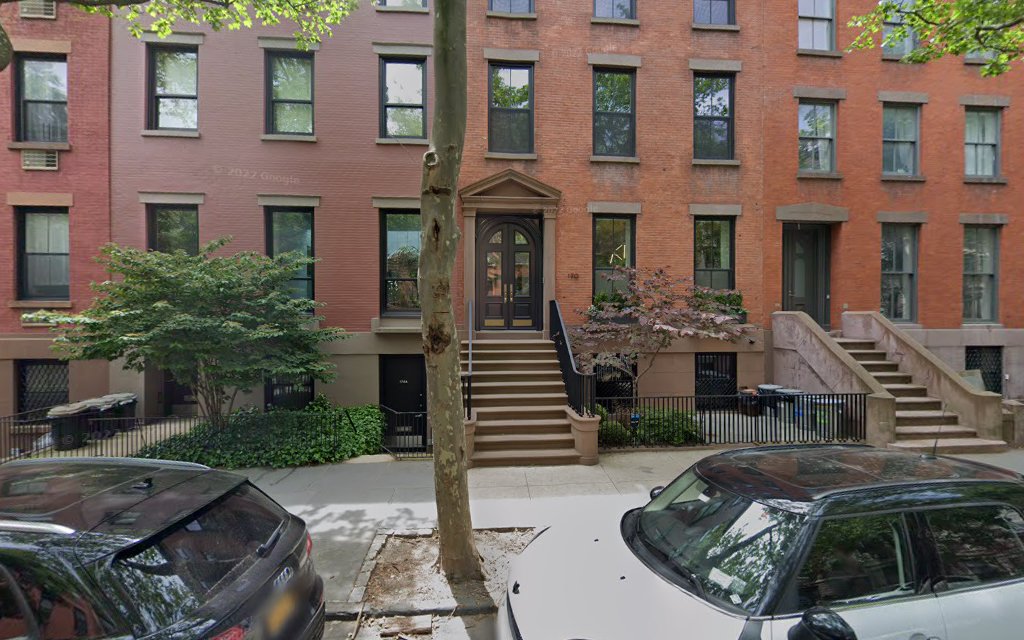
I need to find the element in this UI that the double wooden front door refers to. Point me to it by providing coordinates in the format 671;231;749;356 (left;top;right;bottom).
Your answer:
782;223;831;329
476;217;542;330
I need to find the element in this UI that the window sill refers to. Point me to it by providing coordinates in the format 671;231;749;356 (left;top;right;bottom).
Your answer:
375;5;429;13
964;58;989;66
485;151;538;161
487;10;537;20
141;129;200;138
881;54;910;62
372;316;421;334
797;171;843;180
797;48;843;58
692;23;739;31
591;155;639;164
692;158;740;167
21;322;56;328
881;174;926;182
961;322;1002;328
9;300;72;308
964;175;1007;185
8;141;70;151
261;134;317;142
591;17;640;26
376;137;429;145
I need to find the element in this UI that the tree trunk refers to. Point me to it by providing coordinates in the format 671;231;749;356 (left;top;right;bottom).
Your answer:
419;0;482;583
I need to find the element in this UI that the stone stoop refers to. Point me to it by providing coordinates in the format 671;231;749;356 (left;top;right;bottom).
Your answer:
462;337;580;467
834;337;1009;454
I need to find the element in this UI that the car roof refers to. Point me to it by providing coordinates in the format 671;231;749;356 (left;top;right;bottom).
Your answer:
0;458;246;561
696;444;1024;514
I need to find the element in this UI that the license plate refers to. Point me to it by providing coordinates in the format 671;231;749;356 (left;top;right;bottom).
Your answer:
266;591;297;637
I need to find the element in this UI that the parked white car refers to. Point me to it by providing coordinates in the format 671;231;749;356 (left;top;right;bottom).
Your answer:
498;445;1024;640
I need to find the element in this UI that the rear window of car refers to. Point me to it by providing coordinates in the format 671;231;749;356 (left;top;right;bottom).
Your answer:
111;483;287;634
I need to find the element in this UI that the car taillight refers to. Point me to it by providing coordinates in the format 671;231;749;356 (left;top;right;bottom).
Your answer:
212;627;245;640
305;531;313;559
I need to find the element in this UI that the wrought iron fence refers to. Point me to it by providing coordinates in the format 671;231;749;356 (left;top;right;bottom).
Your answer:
550;300;596;416
597;393;867;448
380;406;431;459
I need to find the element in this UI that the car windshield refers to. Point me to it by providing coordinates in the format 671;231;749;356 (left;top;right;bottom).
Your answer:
636;469;804;613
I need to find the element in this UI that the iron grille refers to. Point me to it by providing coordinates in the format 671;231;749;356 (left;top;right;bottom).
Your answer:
695;353;737;410
965;346;1003;394
19;0;56;18
266;375;314;410
21;150;58;171
17;360;68;414
596;364;634;401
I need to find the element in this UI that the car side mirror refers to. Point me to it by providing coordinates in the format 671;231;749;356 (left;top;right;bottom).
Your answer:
649;486;664;500
787;607;857;640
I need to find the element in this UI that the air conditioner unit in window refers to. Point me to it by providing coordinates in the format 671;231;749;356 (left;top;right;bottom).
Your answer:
21;150;59;171
19;0;56;18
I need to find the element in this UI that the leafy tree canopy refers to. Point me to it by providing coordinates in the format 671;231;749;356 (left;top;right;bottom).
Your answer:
850;0;1024;76
25;238;345;423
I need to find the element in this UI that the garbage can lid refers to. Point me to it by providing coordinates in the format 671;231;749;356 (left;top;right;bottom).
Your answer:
47;402;91;417
776;388;805;395
81;398;117;411
757;384;784;392
101;393;137;404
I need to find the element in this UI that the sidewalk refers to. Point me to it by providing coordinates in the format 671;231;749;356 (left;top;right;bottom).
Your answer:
242;447;1024;617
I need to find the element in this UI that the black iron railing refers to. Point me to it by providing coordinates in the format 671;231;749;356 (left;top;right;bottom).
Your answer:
596;393;867;448
380;405;431;458
462;300;474;420
550;300;596;416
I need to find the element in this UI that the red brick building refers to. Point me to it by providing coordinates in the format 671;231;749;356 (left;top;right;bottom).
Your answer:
0;2;111;415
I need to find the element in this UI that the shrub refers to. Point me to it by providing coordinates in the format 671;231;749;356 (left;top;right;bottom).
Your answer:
637;408;703;447
137;397;384;469
597;404;633;448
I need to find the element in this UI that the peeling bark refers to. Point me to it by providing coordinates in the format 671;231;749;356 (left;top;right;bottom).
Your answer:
419;0;483;584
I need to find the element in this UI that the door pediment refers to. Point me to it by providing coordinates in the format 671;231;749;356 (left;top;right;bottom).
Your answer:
460;169;561;212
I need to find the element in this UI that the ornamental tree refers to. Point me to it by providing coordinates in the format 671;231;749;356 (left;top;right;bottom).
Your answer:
25;239;344;425
850;0;1024;76
573;267;748;396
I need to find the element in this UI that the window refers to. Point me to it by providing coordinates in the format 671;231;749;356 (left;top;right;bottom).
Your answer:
489;0;532;12
798;0;833;50
382;210;421;314
147;45;198;130
595;0;635;20
15;55;67;142
965;108;1000;177
148;204;199;254
798;101;835;172
882;104;919;175
18;208;69;300
882;0;915;58
694;0;734;25
694;218;734;289
380;58;426;139
881;224;917;322
380;0;427;6
489;64;533;154
593;216;634;295
693;74;734;160
796;514;915;609
266;375;314;410
266;51;313;135
593;69;636;157
17;360;68;413
965;346;1004;394
963;226;998;322
925;506;1024;589
266;208;313;299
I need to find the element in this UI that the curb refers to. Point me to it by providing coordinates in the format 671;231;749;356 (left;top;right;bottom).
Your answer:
326;602;499;621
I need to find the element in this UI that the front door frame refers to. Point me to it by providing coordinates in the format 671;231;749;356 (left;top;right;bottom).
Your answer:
475;216;543;330
782;223;832;330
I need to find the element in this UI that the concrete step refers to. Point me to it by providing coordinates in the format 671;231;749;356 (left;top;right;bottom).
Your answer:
894;410;961;427
895;425;978;439
894;396;943;411
471;448;581;467
474;405;567;421
883;384;930;398
873;372;914;384
463;359;561;372
474;331;544;341
462;339;552;349
889;438;1010;454
472;380;567;394
835;339;877;351
860;361;899;373
847;350;889;362
474;419;572;435
462;349;555;361
465;370;564;383
472;393;568;407
474;433;575;451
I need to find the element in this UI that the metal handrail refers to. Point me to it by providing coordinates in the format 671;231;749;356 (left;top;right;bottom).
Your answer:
549;300;596;416
462;300;474;419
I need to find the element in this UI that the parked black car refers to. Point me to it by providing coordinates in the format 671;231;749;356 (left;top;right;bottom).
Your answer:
0;458;324;640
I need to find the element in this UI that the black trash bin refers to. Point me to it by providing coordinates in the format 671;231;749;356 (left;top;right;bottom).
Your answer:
757;384;783;417
47;402;94;451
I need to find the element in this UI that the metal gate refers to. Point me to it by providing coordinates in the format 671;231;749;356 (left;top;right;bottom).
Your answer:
695;353;737;410
965;346;1003;394
17;360;68;414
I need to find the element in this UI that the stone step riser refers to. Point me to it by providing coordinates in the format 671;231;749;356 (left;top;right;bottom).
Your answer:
474;439;574;451
475;425;571;436
472;382;566;393
874;374;914;384
475;408;567;421
473;396;568;408
884;387;930;398
894;415;962;427
838;341;877;351
462;351;555;361
464;361;561;372
895;401;943;411
863;363;899;373
849;351;889;362
471;456;581;467
896;428;977;440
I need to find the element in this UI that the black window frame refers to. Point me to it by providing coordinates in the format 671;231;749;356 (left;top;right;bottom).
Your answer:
488;0;533;12
380;208;422;316
594;0;636;20
797;0;835;51
265;206;315;300
592;67;637;158
147;203;200;255
379;0;428;6
693;0;735;25
17;206;69;301
592;214;636;297
146;44;199;131
694;217;736;290
693;73;735;161
265;375;314;410
488;62;534;154
880;223;918;323
264;49;315;136
14;53;68;143
379;56;427;140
